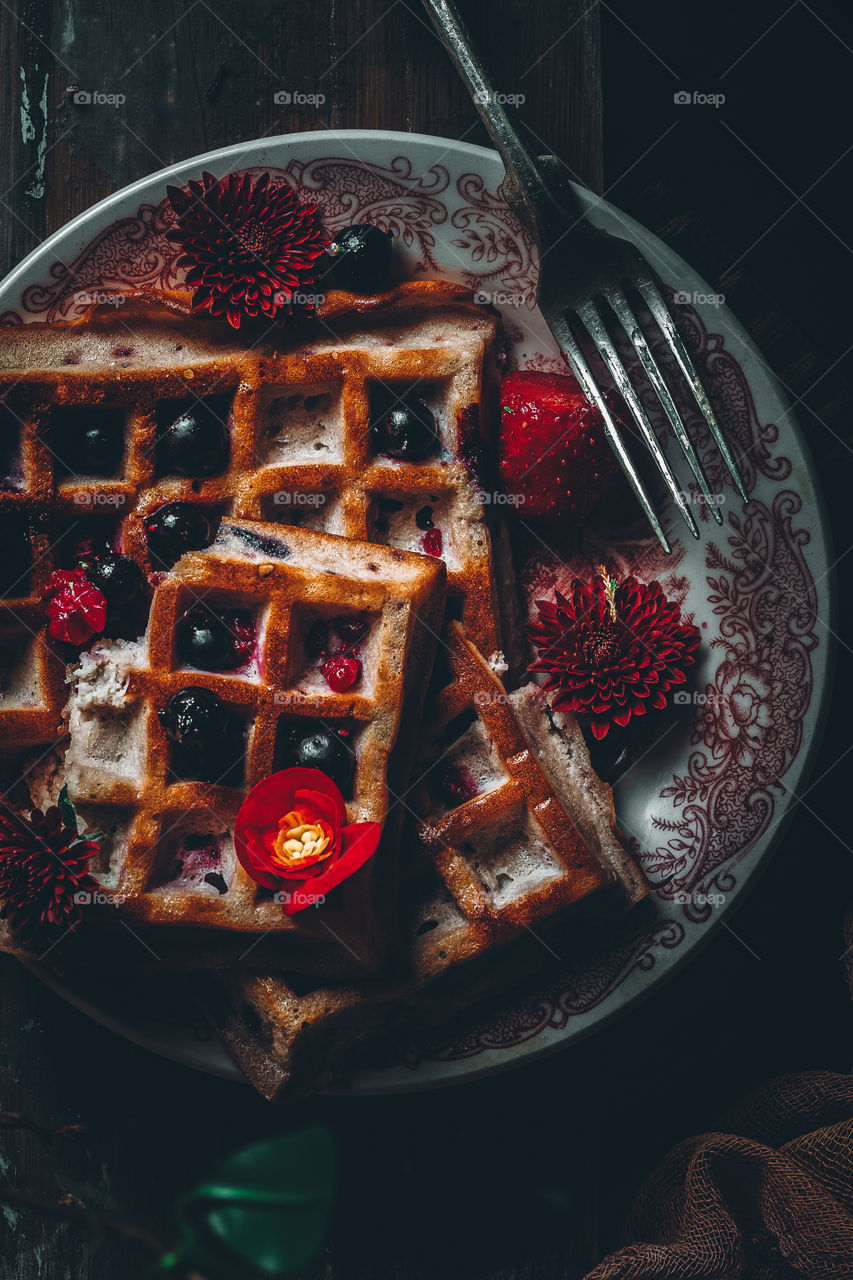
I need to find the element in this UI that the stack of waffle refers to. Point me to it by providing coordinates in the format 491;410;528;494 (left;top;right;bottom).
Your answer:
0;283;645;1097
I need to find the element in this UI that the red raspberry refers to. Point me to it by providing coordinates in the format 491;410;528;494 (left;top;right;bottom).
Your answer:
421;528;443;557
321;655;361;692
43;569;106;645
227;610;256;668
435;764;479;807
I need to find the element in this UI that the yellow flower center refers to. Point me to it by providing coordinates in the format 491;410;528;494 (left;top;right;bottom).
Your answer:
270;808;332;871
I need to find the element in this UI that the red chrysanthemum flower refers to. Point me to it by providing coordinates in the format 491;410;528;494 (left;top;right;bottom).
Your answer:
166;170;330;329
43;569;106;645
528;570;701;739
0;803;100;944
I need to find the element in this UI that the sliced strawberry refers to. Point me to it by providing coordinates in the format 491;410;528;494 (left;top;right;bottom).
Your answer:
498;370;619;525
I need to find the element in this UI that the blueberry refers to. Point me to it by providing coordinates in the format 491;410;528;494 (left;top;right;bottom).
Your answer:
582;722;638;784
159;687;228;748
179;608;233;671
371;395;439;462
229;526;289;558
279;724;354;791
145;503;213;567
85;551;143;607
51;407;124;477
325;224;393;293
81;421;123;474
159;401;229;476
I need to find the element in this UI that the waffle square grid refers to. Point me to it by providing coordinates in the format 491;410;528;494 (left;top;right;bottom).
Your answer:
198;624;646;1099
60;518;446;966
0;284;505;751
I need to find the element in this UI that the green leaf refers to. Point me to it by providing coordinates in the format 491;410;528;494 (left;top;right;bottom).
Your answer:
57;785;78;833
166;1127;334;1280
73;831;104;848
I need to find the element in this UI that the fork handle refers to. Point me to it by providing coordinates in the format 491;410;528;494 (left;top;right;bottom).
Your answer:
421;0;585;242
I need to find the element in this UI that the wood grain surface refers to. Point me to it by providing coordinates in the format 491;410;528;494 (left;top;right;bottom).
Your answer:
1;0;601;282
2;2;853;1279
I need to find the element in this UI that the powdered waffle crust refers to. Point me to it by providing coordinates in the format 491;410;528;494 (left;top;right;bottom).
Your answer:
197;625;646;1099
60;518;445;967
0;283;504;753
405;623;639;980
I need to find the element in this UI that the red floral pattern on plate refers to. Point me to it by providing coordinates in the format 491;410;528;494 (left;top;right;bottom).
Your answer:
2;150;824;1083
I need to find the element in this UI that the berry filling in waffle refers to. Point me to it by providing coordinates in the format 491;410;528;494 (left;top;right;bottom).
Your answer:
0;196;698;1097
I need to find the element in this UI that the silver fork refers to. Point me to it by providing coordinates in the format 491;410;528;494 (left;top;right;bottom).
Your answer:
422;0;749;553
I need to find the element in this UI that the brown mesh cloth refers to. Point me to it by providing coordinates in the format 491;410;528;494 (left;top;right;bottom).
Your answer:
586;1071;853;1280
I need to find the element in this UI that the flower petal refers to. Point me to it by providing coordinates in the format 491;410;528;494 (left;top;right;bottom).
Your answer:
281;822;381;915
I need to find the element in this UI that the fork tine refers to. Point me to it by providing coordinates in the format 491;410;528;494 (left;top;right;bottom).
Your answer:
634;271;750;503
605;287;723;527
546;311;671;553
574;300;700;541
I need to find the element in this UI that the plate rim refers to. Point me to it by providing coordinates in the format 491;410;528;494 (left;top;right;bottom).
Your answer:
1;126;836;1095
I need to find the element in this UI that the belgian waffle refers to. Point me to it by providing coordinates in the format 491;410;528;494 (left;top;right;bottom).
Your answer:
404;622;645;978
198;624;646;1098
0;282;506;753
27;517;446;974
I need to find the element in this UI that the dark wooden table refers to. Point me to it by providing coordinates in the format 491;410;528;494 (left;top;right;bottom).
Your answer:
2;2;853;1277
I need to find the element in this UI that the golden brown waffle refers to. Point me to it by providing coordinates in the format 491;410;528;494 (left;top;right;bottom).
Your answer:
198;625;646;1098
193;934;551;1100
48;517;445;973
0;283;506;753
404;623;646;979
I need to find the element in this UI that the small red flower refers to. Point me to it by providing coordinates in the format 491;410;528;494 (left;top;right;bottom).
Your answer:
166;170;330;330
234;768;381;915
43;569;106;645
529;570;701;739
0;803;100;944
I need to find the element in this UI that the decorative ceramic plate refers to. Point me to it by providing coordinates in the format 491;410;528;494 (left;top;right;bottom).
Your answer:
2;130;832;1094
